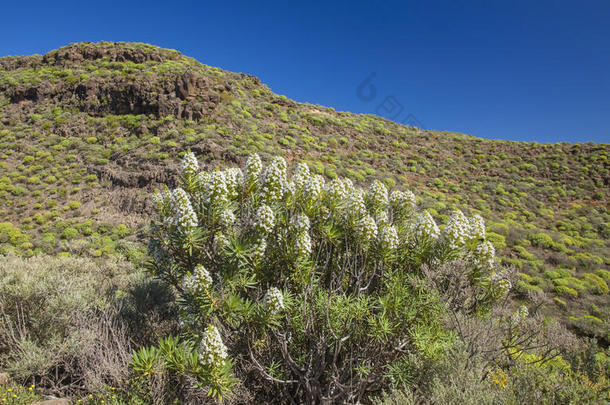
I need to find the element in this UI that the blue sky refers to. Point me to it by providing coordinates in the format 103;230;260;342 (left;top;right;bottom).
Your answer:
1;0;609;143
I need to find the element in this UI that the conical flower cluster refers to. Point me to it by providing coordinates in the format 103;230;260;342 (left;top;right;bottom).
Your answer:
469;214;486;240
183;264;213;293
355;215;378;244
169;188;198;232
375;211;389;226
214;232;230;254
442;209;471;249
152;189;172;224
254;204;275;234
195;171;209;190
260;156;287;202
379;224;399;251
251;238;267;263
245;153;262;186
415;211;440;239
224;167;243;199
293;214;310;232
199;324;228;368
368;180;389;211
152;189;170;210
292;162;310;192
295;230;312;258
303;174;325;202
219;208;236;228
473;240;496;270
325;178;350;201
390;190;416;218
490;272;511;296
347;191;367;219
264;287;285;314
285;180;297;198
181;151;199;177
206;170;229;205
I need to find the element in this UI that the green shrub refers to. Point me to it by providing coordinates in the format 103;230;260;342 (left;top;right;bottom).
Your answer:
113;224;130;238
595;269;610;280
555;285;578;298
583;273;609;294
527;232;554;249
544;270;561;279
572;252;604;269
141;152;510;402
324;165;337;179
60;226;79;239
10;185;27;196
0;222;29;252
518;273;534;283
27;175;41;184
553;297;567;308
68;200;82;210
487;232;506;251
514;245;536;261
517;281;543;294
504;257;523;269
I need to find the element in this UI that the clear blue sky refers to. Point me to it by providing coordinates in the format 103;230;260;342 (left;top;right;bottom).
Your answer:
1;0;609;143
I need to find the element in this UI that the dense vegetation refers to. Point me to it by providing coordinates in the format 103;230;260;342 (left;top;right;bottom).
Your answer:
141;152;513;403
0;41;608;403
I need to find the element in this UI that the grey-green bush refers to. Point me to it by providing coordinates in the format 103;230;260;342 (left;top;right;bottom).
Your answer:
139;152;511;403
0;255;134;394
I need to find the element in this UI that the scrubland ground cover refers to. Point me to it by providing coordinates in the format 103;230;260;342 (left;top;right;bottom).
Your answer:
1;152;607;403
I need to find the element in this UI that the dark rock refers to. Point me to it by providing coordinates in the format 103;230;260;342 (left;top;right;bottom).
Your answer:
0;42;239;121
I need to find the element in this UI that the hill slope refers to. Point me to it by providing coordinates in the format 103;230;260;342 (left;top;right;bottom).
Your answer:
0;41;608;341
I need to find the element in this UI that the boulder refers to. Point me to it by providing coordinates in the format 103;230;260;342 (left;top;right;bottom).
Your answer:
0;372;9;385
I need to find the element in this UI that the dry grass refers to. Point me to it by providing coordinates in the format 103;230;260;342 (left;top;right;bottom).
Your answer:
0;254;160;395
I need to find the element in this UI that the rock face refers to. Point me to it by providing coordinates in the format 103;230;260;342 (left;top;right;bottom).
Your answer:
0;42;256;121
43;41;180;65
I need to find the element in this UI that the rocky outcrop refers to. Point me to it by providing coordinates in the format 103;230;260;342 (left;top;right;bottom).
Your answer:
0;42;240;120
43;41;182;65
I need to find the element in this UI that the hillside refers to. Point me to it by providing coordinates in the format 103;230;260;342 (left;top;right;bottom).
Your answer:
0;41;609;342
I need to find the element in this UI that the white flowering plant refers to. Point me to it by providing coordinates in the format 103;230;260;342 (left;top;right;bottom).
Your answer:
138;151;510;403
